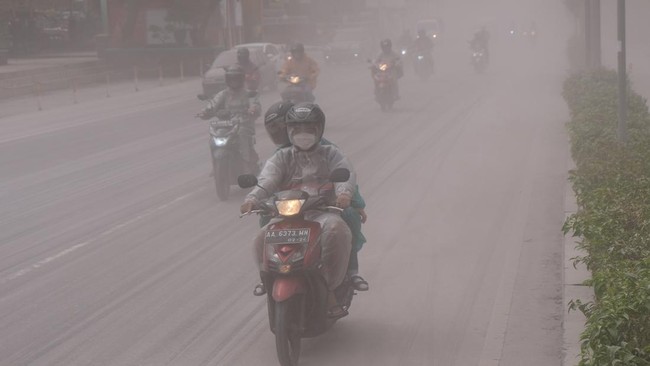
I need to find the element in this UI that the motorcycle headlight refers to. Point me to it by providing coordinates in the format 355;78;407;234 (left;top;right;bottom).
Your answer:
289;76;301;84
213;136;228;146
379;63;388;71
275;199;305;216
401;49;407;55
417;55;424;60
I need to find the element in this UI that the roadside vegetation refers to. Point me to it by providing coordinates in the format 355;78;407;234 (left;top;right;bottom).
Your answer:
563;69;650;365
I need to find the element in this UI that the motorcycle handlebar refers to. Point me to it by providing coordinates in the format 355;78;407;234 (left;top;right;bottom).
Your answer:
239;209;266;218
238;205;344;218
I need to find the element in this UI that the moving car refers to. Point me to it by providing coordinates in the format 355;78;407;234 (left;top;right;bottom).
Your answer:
416;18;444;43
201;47;277;98
323;27;372;64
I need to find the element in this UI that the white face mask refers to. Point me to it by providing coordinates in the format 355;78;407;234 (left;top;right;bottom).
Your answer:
292;132;317;150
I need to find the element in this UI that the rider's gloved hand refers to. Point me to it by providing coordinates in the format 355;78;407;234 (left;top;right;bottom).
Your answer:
336;194;351;209
240;200;255;214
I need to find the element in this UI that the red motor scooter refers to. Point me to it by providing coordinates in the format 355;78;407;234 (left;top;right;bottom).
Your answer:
238;168;356;366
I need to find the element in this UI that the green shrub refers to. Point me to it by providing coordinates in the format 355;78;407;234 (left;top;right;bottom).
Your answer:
563;68;650;365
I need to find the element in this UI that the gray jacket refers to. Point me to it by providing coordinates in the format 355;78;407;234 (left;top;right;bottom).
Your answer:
201;89;261;132
246;144;357;203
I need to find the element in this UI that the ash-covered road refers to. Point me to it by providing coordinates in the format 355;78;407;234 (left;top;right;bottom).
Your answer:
0;27;571;365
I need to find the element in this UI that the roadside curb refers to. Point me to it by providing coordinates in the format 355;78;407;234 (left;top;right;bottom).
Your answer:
562;157;593;366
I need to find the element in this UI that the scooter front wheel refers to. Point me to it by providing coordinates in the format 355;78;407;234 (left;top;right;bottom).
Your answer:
275;297;302;366
212;158;230;201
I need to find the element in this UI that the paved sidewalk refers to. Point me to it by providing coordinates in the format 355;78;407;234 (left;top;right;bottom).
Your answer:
0;74;201;119
562;157;593;366
0;51;204;119
0;51;98;76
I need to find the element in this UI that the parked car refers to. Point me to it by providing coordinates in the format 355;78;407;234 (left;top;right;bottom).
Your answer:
323;27;372;64
201;47;277;98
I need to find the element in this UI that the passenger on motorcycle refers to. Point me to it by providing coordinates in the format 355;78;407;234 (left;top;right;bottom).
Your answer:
374;38;403;97
236;47;261;92
259;101;370;293
198;65;261;174
279;43;320;91
241;103;363;304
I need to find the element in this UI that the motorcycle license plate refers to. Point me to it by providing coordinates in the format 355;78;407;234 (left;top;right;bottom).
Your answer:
264;229;311;245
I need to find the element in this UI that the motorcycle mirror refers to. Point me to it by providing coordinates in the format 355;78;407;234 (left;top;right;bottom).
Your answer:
238;174;258;189
329;168;350;183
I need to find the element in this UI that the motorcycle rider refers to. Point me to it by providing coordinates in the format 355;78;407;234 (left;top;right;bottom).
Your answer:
257;101;369;293
373;38;403;99
241;103;360;316
198;65;261;174
411;28;434;55
236;47;261;92
278;43;320;101
470;26;490;63
410;28;435;73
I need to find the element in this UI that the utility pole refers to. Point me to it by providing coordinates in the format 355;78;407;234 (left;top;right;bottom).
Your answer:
617;0;628;143
100;0;108;34
585;0;601;69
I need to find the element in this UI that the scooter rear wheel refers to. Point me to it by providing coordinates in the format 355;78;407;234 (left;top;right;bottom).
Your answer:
275;298;302;366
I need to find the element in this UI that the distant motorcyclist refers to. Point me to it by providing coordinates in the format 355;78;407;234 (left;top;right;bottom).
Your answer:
236;47;261;92
198;65;261;174
410;28;435;75
470;26;490;62
411;28;434;55
279;43;320;91
373;38;403;99
241;103;359;316
374;38;403;75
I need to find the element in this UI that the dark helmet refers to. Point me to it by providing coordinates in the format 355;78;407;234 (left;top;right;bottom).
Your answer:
264;101;294;146
237;47;250;64
225;65;245;90
286;102;325;150
380;38;392;53
290;43;305;59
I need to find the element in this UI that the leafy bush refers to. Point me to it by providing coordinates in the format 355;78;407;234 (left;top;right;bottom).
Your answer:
563;69;650;365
